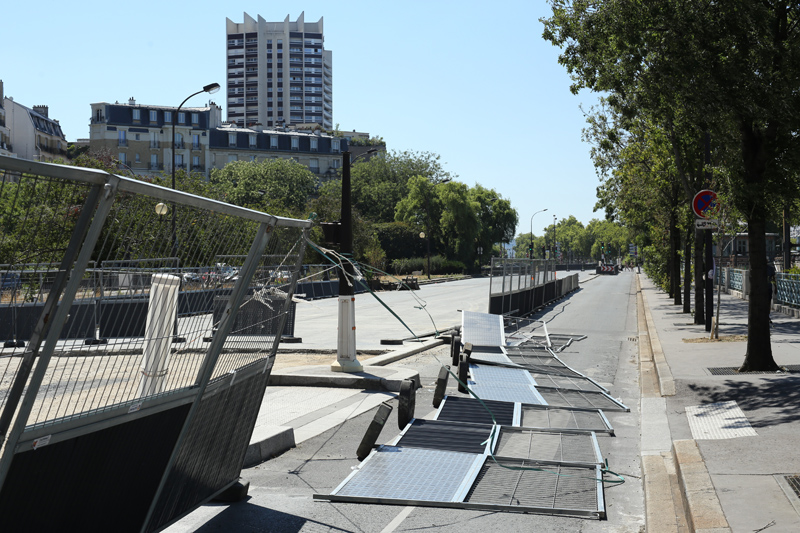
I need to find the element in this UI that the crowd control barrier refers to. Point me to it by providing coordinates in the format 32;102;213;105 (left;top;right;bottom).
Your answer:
0;154;311;531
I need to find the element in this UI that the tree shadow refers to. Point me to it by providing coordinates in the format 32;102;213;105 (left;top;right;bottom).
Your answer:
687;376;800;428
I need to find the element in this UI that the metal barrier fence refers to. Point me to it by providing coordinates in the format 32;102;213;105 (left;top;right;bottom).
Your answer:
730;269;745;292
488;258;579;316
717;268;800;310
0;154;311;531
776;273;800;308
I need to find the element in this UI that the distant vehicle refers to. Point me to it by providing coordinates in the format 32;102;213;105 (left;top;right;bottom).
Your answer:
1;273;21;290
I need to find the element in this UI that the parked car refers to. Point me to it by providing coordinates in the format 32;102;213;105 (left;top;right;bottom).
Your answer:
1;273;21;290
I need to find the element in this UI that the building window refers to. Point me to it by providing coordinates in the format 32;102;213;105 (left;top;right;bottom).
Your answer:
191;134;199;149
150;154;158;169
149;110;158;122
229;133;237;147
134;153;141;163
132;109;140;121
176;154;184;167
164;111;172;123
291;137;299;150
310;158;319;172
118;152;127;164
331;139;340;152
192;155;200;168
249;134;257;148
118;130;127;147
178;112;186;124
191;113;199;125
175;133;183;149
310;138;318;151
150;131;159;148
270;136;278;149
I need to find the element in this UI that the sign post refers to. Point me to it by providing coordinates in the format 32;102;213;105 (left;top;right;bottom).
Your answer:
693;189;719;332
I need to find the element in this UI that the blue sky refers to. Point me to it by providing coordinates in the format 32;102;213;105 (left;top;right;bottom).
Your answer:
2;1;605;236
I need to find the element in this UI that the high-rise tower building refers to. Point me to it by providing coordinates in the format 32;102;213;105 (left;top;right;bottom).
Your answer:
226;12;333;129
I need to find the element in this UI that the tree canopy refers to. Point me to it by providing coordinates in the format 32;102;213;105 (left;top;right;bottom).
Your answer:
543;0;800;370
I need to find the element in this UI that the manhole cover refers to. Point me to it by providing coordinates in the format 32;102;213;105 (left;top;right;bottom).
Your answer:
707;365;800;376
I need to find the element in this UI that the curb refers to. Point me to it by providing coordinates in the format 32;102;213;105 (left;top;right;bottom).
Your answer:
638;277;676;396
672;439;731;532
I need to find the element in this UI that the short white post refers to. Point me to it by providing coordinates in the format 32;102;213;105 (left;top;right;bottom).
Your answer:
138;273;180;397
331;295;362;372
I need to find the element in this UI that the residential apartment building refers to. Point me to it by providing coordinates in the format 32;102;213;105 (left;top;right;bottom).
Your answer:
88;100;346;182
1;81;67;161
89;98;221;175
0;81;10;157
225;12;333;130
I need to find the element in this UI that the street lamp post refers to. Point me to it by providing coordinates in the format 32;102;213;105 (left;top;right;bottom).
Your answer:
171;83;220;255
332;148;378;373
553;214;557;261
529;208;547;259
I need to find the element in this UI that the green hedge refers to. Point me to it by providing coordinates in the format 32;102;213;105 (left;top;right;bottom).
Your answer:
390;255;466;275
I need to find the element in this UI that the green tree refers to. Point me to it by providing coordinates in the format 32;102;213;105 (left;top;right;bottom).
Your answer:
469;184;519;262
543;0;800;371
210;159;317;217
350;150;456;222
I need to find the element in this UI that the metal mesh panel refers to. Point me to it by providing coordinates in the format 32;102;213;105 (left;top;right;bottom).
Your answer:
468;382;546;405
471;365;535;386
0;156;308;432
465;458;602;516
527;373;606;392
461;311;505;347
335;446;480;501
436;396;515;426
396;420;492;454
535;387;629;411
494;429;601;465
521;405;613;434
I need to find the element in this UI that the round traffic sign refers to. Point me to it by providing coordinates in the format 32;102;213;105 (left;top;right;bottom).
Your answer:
692;190;719;219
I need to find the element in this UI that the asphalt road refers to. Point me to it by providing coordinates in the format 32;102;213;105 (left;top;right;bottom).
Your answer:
174;272;645;532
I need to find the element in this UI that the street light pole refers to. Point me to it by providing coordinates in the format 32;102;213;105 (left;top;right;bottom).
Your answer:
332;148;378;373
553;215;557;260
171;83;220;255
529;208;547;259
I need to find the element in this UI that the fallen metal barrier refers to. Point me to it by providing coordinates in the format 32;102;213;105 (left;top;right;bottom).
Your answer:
0;154;311;531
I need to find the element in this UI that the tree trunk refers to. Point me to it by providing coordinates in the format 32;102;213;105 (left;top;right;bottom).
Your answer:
671;211;681;305
784;205;791;271
739;217;779;371
693;229;705;324
683;229;692;313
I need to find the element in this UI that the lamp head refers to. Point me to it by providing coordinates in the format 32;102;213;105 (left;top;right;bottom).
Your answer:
203;83;221;94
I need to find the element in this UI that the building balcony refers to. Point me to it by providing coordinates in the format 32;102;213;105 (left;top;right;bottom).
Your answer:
174;141;185;149
149;163;163;170
118;140;128;147
192;143;201;150
150;141;160;149
191;165;204;172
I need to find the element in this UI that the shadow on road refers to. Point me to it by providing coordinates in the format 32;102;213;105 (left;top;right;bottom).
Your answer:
193;502;354;533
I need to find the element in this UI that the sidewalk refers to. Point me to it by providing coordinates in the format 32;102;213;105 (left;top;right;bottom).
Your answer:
638;274;800;532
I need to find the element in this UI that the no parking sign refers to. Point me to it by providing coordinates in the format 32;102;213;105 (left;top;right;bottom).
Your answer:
692;190;719;219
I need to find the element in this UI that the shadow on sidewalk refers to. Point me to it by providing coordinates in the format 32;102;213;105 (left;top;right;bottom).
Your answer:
688;376;800;428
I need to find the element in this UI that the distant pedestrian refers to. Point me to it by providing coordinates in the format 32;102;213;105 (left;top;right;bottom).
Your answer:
766;260;776;310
